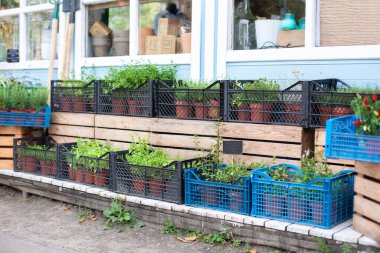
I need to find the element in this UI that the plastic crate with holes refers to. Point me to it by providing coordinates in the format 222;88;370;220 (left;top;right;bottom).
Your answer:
51;80;97;113
97;80;153;117
184;165;251;215
0;106;50;128
110;151;211;204
224;80;307;126
14;136;58;177
251;164;355;228
154;80;224;120
308;79;380;127
325;115;380;163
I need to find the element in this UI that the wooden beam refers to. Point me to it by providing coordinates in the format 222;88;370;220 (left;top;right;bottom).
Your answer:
354;195;380;224
353;214;380;243
355;176;380;202
355;161;380;180
49;124;95;139
51;112;95;127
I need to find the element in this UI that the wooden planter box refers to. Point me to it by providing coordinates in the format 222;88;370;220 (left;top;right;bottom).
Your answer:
0;127;31;170
353;161;380;243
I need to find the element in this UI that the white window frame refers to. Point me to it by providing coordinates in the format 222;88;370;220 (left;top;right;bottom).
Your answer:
0;1;58;70
75;0;201;79
216;0;380;78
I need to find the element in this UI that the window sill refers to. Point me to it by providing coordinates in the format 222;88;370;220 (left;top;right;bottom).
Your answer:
0;60;58;70
226;45;380;62
81;53;191;67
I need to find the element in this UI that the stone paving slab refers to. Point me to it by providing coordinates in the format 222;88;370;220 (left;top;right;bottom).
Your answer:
1;169;378;247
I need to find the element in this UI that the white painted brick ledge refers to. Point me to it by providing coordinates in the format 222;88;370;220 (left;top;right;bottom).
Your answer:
1;170;378;248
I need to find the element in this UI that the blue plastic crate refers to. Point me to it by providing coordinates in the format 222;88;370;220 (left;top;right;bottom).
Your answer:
325;114;380;163
251;164;355;228
184;166;251;215
0;106;50;128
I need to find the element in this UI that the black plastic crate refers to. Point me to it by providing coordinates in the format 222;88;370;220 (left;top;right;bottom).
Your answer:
308;79;380;127
51;80;97;113
58;143;111;188
225;80;307;126
110;151;212;204
14;136;58;177
154;80;224;120
97;80;153;117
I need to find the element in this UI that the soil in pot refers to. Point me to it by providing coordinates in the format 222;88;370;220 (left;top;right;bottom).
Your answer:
148;179;164;197
72;98;86;112
237;104;250;121
250;103;272;123
284;103;302;124
85;171;95;184
112;99;128;114
94;171;107;187
175;101;191;118
208;100;220;119
194;102;207;119
75;169;85;183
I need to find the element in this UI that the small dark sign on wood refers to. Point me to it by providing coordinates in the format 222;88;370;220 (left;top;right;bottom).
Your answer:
223;140;243;155
7;49;19;63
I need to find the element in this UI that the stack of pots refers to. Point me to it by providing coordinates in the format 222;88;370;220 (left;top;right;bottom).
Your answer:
92;35;111;57
112;30;129;56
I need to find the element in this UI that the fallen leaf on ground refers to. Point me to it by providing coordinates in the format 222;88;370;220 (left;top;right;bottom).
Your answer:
89;215;98;221
176;236;197;243
63;206;70;211
250;248;257;253
78;218;85;224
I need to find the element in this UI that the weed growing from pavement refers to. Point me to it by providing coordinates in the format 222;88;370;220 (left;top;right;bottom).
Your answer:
103;198;144;230
315;238;352;253
75;206;92;221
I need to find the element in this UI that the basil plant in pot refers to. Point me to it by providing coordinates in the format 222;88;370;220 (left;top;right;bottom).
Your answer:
67;139;118;186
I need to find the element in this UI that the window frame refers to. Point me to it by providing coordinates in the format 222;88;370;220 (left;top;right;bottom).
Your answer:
216;0;380;78
0;1;57;70
75;0;201;79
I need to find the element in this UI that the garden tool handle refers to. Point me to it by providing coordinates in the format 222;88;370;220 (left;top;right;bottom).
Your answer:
64;23;74;78
59;13;70;79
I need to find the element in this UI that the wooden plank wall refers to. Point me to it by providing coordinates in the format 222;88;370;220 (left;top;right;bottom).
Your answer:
0;127;32;170
315;128;354;173
353;161;380;243
49;112;308;166
320;0;380;46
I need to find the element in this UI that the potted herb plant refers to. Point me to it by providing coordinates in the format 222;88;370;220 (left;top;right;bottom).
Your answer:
18;146;38;173
243;79;280;123
27;144;56;176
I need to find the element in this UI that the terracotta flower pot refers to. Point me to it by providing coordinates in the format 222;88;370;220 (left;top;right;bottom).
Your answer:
94;171;107;187
51;161;57;176
319;105;352;125
237;104;250;121
229;190;243;212
284;102;302;124
112;99;127;114
289;198;307;222
194;102;207;119
175;101;190;118
208;100;220;119
309;201;324;226
39;160;50;175
264;194;284;217
22;157;37;172
59;97;72;112
200;186;219;207
72;98;86;112
366;134;380;156
128;100;142;115
148;179;164;197
75;169;85;183
85;171;95;184
132;178;145;194
68;168;76;180
249;103;272;123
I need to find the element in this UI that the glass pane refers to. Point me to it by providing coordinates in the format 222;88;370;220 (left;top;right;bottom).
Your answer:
26;0;49;6
0;16;19;62
140;0;192;55
0;0;19;9
26;11;55;60
87;2;130;57
232;0;305;50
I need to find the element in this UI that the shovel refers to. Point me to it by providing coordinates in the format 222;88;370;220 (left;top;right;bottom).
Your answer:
62;0;79;79
47;0;61;104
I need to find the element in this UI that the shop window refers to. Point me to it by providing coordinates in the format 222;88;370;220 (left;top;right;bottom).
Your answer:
26;11;55;60
0;16;19;62
232;0;305;50
0;0;19;10
140;0;191;55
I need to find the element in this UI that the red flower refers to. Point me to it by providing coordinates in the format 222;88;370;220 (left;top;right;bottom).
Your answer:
373;93;377;102
353;120;363;126
366;105;371;110
364;97;368;105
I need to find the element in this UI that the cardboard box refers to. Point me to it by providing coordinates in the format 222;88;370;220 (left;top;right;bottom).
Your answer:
90;21;112;36
157;18;179;36
278;30;305;47
145;35;177;55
